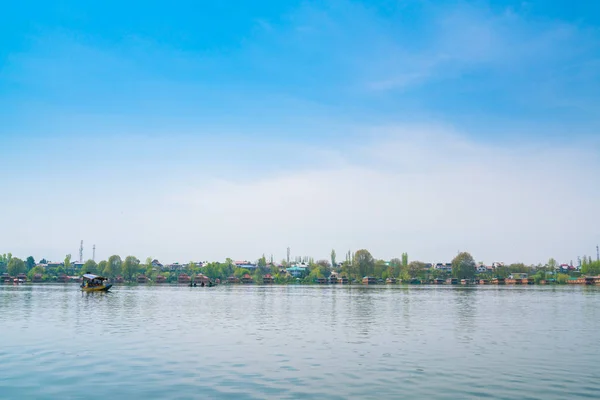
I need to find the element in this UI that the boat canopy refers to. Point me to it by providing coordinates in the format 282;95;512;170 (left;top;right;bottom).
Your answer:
82;274;106;281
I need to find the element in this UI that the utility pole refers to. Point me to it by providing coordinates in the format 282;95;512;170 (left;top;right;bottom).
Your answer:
79;240;84;263
597;245;599;262
286;247;290;266
93;245;96;262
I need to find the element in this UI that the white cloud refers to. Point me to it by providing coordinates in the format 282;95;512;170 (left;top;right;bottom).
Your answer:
3;125;598;265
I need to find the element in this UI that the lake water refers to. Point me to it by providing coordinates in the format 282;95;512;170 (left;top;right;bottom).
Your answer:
1;284;599;399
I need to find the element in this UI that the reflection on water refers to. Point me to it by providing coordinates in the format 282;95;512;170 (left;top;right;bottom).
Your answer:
454;288;476;343
1;284;600;399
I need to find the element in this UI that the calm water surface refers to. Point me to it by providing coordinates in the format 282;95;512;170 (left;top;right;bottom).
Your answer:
1;284;599;399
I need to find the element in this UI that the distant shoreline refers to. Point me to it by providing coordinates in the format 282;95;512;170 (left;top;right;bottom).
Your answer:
3;280;600;287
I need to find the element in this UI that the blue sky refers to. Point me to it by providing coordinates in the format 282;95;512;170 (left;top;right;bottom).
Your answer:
1;0;599;264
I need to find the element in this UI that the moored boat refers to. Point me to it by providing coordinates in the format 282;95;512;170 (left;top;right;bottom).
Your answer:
80;274;112;292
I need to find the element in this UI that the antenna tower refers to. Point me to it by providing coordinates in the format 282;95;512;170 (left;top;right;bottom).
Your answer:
93;245;96;262
79;240;84;263
597;245;599;262
286;247;290;266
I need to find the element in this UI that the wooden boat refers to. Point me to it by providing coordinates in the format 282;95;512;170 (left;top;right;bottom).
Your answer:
362;276;378;285
81;274;112;292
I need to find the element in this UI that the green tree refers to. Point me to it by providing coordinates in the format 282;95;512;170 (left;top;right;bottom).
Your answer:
547;258;558;270
452;252;476;279
258;254;267;268
507;263;529;273
83;259;98;274
234;268;251;278
407;261;426;279
331;249;337;268
401;252;408;267
532;271;546;284
187;261;197;276
107;255;122;277
64;254;72;274
7;258;26;276
26;256;36;271
202;262;219;280
582;259;600;276
354;249;375;278
374;260;387;278
27;265;45;281
253;269;264;284
98;260;108;275
122;256;140;281
316;259;331;271
556;273;570;284
389;258;402;278
494;264;510;278
143;257;154;277
308;266;325;282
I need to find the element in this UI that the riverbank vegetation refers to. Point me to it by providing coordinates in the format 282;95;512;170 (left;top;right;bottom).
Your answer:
2;250;599;285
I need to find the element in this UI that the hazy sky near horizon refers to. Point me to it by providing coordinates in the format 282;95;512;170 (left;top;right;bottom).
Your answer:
1;0;599;265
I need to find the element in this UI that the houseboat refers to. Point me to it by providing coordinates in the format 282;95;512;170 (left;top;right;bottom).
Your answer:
329;274;338;284
56;275;69;283
446;278;458;285
338;276;349;285
227;276;240;284
114;276;124;283
316;277;327;284
178;274;191;284
195;274;210;286
408;278;421;284
362;276;378;285
522;278;534;285
155;275;166;284
263;274;274;284
241;274;253;284
460;279;470;285
137;275;148;283
80;274;112;292
492;277;505;284
508;273;526;284
479;279;489;285
32;273;43;283
432;278;444;285
386;277;397;284
16;273;28;283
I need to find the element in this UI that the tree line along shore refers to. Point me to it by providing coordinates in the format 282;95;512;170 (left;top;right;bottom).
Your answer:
2;250;600;285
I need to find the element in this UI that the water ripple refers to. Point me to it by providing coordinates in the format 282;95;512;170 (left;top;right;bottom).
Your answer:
2;284;600;399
